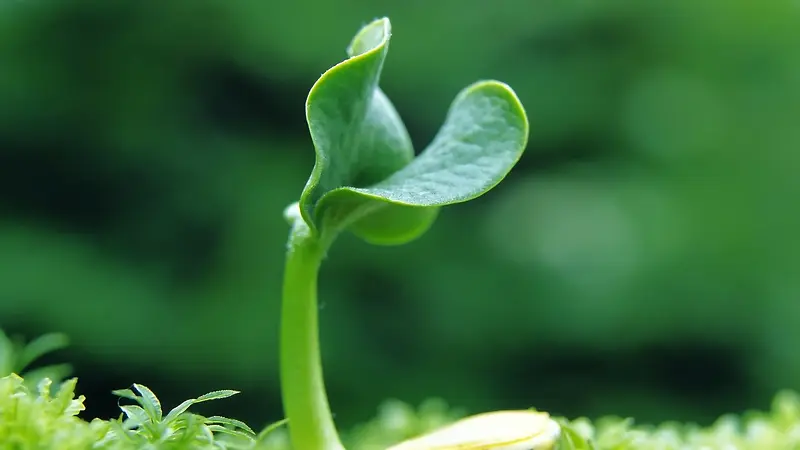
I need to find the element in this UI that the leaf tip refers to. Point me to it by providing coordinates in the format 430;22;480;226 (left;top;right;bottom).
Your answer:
462;79;529;146
346;17;391;57
467;79;527;115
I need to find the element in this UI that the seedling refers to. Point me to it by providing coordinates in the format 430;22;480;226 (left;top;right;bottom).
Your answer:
278;17;550;450
4;14;800;450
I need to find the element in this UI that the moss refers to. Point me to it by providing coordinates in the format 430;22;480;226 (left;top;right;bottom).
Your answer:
555;390;800;449
0;374;96;449
0;374;275;450
3;328;800;449
1;372;800;449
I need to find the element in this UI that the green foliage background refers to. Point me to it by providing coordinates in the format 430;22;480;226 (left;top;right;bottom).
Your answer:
1;0;799;434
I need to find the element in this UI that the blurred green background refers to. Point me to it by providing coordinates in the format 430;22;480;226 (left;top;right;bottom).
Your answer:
1;0;799;434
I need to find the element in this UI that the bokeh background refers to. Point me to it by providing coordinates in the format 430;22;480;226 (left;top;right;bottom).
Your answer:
1;0;799;434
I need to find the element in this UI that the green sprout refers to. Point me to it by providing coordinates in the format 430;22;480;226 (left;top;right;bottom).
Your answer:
6;13;800;450
279;17;528;450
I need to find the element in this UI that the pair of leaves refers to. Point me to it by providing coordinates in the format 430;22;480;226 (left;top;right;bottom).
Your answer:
294;17;529;246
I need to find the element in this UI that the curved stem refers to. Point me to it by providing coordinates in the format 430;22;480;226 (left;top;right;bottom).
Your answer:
280;220;344;450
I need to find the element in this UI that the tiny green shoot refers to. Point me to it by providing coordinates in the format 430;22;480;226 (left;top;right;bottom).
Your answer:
279;16;529;450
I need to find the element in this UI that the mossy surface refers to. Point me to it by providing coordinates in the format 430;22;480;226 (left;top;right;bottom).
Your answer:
2;372;799;450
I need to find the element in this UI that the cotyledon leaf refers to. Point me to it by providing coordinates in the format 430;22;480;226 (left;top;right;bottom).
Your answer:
317;79;528;246
320;80;527;232
300;17;414;233
297;17;528;246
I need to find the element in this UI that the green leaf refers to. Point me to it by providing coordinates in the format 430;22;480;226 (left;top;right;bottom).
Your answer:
198;424;215;442
37;377;53;400
206;424;255;441
255;418;289;442
120;405;150;428
163;398;197;424
53;378;79;409
557;422;587;450
205;415;256;435
132;383;163;422
0;331;72;388
16;332;69;372
195;389;239;402
112;388;139;402
295;17;528;247
21;363;73;389
299;18;411;233
335;81;528;207
348;203;439;246
162;390;240;425
62;394;86;417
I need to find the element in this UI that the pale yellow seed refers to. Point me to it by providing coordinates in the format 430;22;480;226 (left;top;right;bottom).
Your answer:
385;410;561;450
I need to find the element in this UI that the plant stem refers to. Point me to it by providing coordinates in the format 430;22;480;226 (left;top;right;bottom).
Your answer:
280;219;344;450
